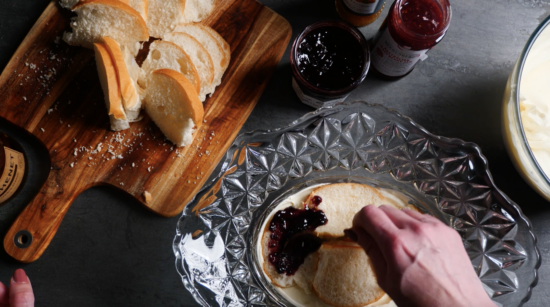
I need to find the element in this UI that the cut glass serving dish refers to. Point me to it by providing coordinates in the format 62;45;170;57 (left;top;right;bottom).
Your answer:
173;101;540;307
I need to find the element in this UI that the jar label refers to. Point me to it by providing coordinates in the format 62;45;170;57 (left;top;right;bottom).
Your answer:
343;0;380;15
292;78;349;109
0;147;25;203
371;28;429;77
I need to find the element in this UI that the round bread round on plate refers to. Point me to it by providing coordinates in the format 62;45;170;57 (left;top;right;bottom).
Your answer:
313;243;385;307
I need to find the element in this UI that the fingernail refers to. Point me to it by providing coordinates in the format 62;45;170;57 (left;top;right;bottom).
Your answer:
344;229;358;242
12;269;29;284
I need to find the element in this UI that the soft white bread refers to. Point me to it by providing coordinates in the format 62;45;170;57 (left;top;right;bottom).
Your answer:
102;37;141;122
93;43;129;131
260;226;317;293
59;0;129;9
129;0;148;21
313;244;385;307
171;24;226;94
147;0;186;38
163;32;215;101
139;40;201;94
305;183;404;237
144;69;204;147
181;0;216;23
63;0;148;56
201;25;231;73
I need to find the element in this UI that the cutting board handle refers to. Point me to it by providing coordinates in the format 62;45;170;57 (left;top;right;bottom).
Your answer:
4;183;81;263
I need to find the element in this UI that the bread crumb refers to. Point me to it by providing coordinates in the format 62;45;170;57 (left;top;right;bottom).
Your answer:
143;191;152;204
70;162;75;168
40;128;45;132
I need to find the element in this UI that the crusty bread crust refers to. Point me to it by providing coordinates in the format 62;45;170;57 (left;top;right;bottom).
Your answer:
140;40;201;94
102;37;140;112
200;25;230;72
163;32;215;101
72;0;148;41
152;69;204;127
93;43;126;120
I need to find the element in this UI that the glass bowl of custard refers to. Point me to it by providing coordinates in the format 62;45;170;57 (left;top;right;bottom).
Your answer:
502;15;550;202
291;20;370;108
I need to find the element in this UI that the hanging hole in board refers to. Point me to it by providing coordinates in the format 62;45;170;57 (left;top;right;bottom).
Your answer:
14;230;32;249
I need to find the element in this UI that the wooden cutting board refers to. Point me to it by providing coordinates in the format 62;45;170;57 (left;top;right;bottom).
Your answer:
1;0;291;263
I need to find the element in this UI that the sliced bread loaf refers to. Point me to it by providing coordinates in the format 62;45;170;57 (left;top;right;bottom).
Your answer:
181;0;216;23
172;24;226;94
305;183;403;238
313;244;385;307
93;43;129;131
63;0;148;56
102;37;141;122
139;40;201;94
147;0;186;38
60;0;129;9
163;32;214;101
129;0;148;21
144;69;204;147
200;25;231;73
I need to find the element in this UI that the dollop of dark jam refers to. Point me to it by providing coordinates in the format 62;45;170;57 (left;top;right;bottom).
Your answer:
267;197;327;275
297;27;365;91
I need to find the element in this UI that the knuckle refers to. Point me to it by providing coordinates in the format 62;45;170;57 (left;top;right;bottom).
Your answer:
388;233;403;249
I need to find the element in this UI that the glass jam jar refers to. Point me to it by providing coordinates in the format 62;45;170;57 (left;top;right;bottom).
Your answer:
0;133;26;205
370;0;451;78
291;21;370;109
335;0;386;27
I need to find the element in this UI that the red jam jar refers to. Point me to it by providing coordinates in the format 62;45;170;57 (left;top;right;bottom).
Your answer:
335;0;386;27
370;0;452;78
291;21;370;109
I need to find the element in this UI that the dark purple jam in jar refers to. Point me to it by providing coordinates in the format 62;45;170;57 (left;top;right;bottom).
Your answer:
291;21;370;109
267;197;328;275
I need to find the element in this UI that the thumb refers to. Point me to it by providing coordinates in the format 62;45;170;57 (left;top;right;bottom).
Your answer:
9;269;34;307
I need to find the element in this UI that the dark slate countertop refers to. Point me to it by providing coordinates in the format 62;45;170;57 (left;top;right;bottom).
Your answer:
0;0;549;306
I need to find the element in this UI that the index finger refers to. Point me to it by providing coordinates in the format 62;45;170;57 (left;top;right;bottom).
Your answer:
352;205;399;252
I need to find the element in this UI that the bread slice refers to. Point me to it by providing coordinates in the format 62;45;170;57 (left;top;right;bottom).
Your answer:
93;43;129;131
102;37;141;121
163;32;215;101
181;0;216;23
139;40;201;94
171;24;226;95
129;0;148;21
63;0;148;56
305;183;404;238
201;25;231;73
144;69;204;147
313;244;385;307
59;0;129;9
147;0;186;38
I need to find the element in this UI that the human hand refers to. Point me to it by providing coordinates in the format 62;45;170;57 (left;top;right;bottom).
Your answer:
0;269;35;307
345;205;496;307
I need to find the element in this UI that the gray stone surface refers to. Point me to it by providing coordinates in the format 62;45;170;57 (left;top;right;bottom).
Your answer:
0;0;549;306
